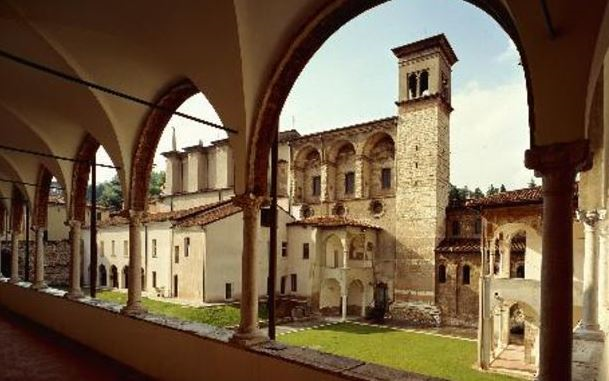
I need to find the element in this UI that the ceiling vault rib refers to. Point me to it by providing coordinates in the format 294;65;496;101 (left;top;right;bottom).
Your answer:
0;48;238;135
539;0;556;39
0;144;120;170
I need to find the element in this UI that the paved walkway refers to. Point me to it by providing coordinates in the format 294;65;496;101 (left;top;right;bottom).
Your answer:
0;308;151;381
490;344;537;379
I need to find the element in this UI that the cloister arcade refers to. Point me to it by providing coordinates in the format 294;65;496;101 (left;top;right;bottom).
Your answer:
0;1;607;380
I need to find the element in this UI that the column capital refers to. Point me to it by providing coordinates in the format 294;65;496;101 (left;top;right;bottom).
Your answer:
525;140;591;176
576;209;606;228
67;219;82;229
232;193;266;211
128;209;144;225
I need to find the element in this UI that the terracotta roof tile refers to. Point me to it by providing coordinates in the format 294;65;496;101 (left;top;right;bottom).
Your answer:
466;187;543;209
288;215;381;230
436;238;480;254
175;202;241;228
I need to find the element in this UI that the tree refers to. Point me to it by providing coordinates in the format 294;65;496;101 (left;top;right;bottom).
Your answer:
499;184;507;193
472;187;484;199
148;171;166;197
86;170;165;210
486;184;499;196
528;178;537;188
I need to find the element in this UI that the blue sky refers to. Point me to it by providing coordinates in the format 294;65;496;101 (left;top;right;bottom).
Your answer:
97;0;532;191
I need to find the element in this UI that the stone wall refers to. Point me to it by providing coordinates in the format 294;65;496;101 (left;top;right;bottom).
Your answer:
389;301;441;327
1;240;71;286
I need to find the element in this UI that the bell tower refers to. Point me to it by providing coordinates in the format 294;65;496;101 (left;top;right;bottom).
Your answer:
392;34;458;304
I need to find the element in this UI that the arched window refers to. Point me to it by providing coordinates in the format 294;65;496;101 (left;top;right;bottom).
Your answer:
438;264;446;283
452;220;460;236
420;70;429;96
462;265;471;285
516;264;525;278
408;73;418;99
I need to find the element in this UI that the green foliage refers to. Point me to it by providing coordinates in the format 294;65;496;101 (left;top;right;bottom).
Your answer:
279;323;520;381
86;170;165;210
528;178;537;188
499;184;507;193
486;184;499;196
472;187;484;199
148;171;166;197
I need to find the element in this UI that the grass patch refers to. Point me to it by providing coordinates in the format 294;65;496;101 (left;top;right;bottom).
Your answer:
96;290;267;328
279;323;520;381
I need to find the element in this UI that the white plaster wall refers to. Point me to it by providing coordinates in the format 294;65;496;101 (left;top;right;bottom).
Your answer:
144;223;173;296
46;204;69;241
284;225;316;297
172;228;205;301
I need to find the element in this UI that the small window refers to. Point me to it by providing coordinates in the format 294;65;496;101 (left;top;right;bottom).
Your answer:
516;264;525;278
151;239;157;258
462;265;471;285
260;208;271;227
408;73;418;99
152;271;157;288
225;283;232;300
345;172;355;195
474;219;482;235
438;264;446;284
111;240;115;257
452;220;460;236
174;245;180;263
100;241;105;257
280;276;287;294
419;70;429;96
184;237;190;257
281;242;288;257
123;240;129;257
96;212;102;221
290;274;297;292
303;243;310;259
381;168;392;189
312;176;321;196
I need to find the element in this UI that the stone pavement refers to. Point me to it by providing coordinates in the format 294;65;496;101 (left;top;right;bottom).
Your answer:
0;307;151;381
490;344;537;380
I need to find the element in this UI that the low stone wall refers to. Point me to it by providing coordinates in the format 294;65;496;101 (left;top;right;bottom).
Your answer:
1;240;71;286
390;302;441;327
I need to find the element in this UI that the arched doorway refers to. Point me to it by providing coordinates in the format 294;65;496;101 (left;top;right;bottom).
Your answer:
99;265;107;287
319;278;341;316
110;265;118;288
347;280;365;316
324;234;343;269
122;266;129;289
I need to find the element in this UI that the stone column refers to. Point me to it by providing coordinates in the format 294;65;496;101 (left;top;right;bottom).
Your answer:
9;231;19;283
489;242;496;277
575;209;605;335
478;276;493;369
354;155;366;199
230;194;266;345
499;239;511;278
65;220;84;299
121;210;146;315
599;221;609;328
320;161;331;202
31;226;47;290
524;140;590;380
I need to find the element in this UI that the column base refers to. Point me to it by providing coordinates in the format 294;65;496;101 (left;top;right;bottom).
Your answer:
120;303;148;316
574;326;605;342
229;329;268;346
31;282;48;290
9;278;19;284
64;290;85;300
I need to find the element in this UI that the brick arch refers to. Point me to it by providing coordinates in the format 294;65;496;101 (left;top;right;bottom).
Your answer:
247;0;525;196
33;166;53;228
71;134;100;222
10;186;25;233
129;79;199;211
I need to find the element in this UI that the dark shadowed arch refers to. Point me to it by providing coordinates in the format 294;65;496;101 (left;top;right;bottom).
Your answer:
33;166;52;228
129;79;199;211
71;134;100;222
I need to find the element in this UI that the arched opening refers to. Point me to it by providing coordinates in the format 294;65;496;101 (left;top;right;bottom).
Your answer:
122;266;129;289
347;279;365;316
408;73;418;99
419;70;430;96
509;303;525;345
324;234;343;268
320;278;341;316
329;141;356;201
364;133;395;198
99;265;107;287
438;264;447;284
141;268;145;292
348;235;366;261
292;146;321;204
462;265;471;285
110;265;118;288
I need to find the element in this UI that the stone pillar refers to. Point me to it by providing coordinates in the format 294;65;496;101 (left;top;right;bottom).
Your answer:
31;226;47;290
478;276;492;369
9;231;19;283
65;220;84;299
354;155;366;199
230;194;266;345
320;161;331;202
121;210;146;315
489;245;496;277
599;221;609;328
499;239;511;278
575;209;605;335
524;140;590;380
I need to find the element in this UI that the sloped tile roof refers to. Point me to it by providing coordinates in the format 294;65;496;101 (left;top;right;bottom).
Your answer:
174;202;241;228
436;238;480;254
465;187;543;209
288;215;381;230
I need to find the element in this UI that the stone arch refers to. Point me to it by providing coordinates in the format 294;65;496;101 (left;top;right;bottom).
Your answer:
461;263;472;285
348;234;366;260
362;132;395;198
10;186;26;234
493;223;539;279
70;134;100;222
293;145;321;203
110;265;118;288
99;264;107;287
347;279;365;316
438;263;447;284
129;80;199;211
247;0;527;197
33;166;52;228
122;265;129;289
327;140;356;200
324;234;343;268
320;278;341;315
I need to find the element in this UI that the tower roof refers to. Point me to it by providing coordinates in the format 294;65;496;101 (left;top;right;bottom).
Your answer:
391;34;458;66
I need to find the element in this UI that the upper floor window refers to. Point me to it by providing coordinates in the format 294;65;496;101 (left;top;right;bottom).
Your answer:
438;264;446;283
312;176;321;197
151;239;157;258
111;240;115;257
452;220;460;236
290;274;297;292
174;245;180;264
474;219;482;234
281;242;288;257
345;172;355;195
419;70;430;96
100;241;105;257
280;276;287;294
381;168;392;189
184;237;190;257
260;208;271;227
123;240;129;257
462;265;471;285
302;243;310;259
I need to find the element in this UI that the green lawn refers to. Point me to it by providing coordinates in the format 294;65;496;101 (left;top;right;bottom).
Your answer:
279;323;520;381
96;290;267;328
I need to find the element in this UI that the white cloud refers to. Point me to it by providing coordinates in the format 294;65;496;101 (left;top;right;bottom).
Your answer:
496;38;519;63
450;79;533;190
